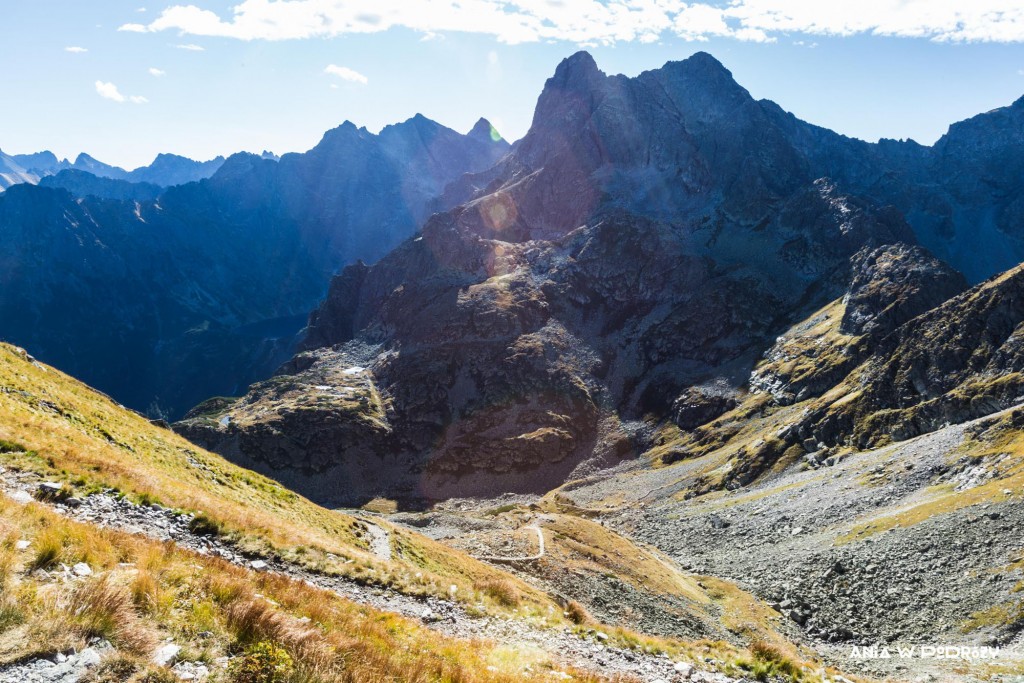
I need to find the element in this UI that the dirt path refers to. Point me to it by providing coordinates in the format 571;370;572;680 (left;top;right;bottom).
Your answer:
355;515;392;561
0;468;725;683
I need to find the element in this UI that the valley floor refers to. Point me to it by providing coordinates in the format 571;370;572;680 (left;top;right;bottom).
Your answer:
381;406;1024;683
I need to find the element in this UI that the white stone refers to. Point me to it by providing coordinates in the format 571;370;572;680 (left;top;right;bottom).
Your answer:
15;540;30;551
72;563;93;577
8;490;32;504
249;560;268;571
78;648;102;668
595;631;609;641
152;644;181;667
674;661;694;677
791;527;804;535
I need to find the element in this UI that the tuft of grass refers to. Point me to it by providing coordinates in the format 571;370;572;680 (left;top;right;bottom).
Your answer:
33;483;76;504
69;576;156;655
29;527;63;571
565;600;592;625
481;578;521;608
749;641;802;680
0;596;26;634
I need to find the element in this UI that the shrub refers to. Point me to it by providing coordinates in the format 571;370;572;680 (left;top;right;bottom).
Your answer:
188;513;224;537
228;641;293;683
82;654;140;683
0;439;26;453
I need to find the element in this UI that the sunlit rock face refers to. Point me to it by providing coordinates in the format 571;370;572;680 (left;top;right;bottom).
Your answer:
183;52;968;507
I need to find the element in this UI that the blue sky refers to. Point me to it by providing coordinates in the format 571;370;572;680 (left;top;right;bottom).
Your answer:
4;1;1024;169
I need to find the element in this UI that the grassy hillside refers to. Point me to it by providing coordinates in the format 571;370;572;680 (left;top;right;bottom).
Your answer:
0;342;553;614
0;495;612;683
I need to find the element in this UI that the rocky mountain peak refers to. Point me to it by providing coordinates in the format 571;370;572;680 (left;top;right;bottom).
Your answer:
209;151;270;180
468;117;503;143
73;152;102;166
524;51;608;137
658;50;751;105
550;50;603;87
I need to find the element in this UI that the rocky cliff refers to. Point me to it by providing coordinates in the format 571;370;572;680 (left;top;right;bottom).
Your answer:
178;52;936;506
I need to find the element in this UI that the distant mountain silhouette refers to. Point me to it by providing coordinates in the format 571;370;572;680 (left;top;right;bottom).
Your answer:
0;116;510;417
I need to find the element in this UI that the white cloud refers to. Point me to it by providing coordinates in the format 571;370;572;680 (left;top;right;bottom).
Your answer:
65;46;88;53
176;43;206;50
149;67;166;76
95;81;148;104
116;0;1024;45
96;81;126;102
118;23;148;32
324;64;368;84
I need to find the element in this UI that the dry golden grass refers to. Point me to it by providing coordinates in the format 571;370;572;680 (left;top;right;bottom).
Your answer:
69;576;157;655
0;343;553;614
538;511;708;604
479;577;521;608
0;495;627;683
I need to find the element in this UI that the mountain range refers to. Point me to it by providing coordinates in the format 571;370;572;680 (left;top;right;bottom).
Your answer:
0;149;230;191
0;116;509;417
175;51;1024;508
3;50;1024;682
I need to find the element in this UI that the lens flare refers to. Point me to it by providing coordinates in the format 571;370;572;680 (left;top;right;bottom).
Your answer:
479;191;517;232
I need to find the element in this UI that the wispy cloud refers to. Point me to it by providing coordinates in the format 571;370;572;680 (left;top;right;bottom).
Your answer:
116;0;1024;45
65;46;88;53
175;43;205;51
324;64;368;84
95;81;148;104
148;67;166;76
